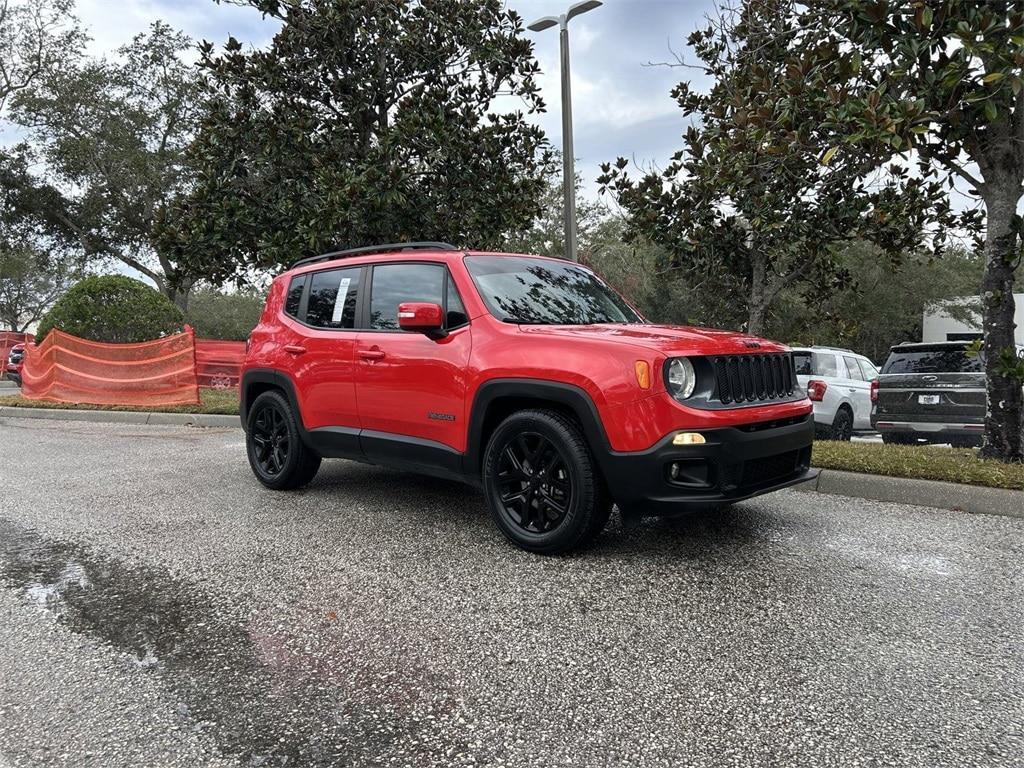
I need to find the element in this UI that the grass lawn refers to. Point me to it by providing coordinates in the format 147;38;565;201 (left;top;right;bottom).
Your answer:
0;387;239;415
813;440;1024;492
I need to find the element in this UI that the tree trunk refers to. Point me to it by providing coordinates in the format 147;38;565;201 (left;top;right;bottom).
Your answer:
167;280;193;313
979;185;1023;462
746;251;769;336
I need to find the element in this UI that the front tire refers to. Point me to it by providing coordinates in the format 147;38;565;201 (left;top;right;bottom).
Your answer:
246;390;321;490
482;409;612;554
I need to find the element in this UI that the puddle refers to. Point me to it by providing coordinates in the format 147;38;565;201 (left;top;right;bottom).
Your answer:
0;519;457;766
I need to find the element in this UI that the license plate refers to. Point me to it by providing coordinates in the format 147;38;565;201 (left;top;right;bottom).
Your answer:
918;394;940;405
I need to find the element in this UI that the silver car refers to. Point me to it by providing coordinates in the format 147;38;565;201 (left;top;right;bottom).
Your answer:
792;346;878;440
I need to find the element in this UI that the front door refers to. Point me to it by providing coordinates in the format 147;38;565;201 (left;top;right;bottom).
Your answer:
355;263;472;466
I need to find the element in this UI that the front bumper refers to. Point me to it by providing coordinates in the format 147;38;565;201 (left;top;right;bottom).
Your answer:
599;413;815;515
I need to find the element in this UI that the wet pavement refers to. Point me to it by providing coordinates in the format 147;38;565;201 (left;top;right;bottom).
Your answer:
0;416;1022;767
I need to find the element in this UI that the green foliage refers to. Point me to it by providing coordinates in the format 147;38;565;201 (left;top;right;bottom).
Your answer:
158;0;553;284
599;0;956;335
11;22;202;306
184;286;265;341
769;241;984;362
35;275;184;343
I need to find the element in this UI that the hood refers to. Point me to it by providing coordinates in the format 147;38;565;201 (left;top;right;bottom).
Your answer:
516;323;789;356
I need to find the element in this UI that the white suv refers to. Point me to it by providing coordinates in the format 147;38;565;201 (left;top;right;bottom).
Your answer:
791;346;878;440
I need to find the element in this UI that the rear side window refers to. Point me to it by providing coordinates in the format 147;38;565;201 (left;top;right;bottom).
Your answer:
843;356;866;381
370;263;445;330
881;347;982;374
793;352;813;376
857;359;878;380
306;267;361;329
284;276;304;318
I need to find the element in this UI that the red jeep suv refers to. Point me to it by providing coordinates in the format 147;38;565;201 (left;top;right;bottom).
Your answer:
242;242;814;553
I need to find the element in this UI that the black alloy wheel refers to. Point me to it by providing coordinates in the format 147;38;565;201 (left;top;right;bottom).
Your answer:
251;401;290;477
483;409;612;554
245;390;321;490
495;432;574;534
830;408;853;441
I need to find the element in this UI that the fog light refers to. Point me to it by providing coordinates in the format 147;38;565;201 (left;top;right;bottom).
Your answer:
672;432;705;445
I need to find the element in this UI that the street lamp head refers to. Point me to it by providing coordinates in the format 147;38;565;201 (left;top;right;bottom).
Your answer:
566;0;602;22
527;16;559;32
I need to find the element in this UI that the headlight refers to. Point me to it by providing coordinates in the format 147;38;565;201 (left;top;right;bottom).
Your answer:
666;357;696;400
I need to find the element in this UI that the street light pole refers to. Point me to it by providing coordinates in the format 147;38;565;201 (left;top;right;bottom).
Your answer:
528;0;602;262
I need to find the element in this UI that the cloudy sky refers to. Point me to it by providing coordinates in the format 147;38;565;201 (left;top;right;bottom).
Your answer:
73;0;716;200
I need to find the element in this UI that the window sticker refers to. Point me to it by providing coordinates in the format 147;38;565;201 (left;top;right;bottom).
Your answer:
331;277;351;324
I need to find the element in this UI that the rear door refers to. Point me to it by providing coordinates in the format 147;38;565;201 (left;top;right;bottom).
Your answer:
286;265;364;433
354;263;472;459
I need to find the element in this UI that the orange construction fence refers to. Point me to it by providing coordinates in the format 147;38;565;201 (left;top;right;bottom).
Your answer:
20;328;200;407
195;339;246;389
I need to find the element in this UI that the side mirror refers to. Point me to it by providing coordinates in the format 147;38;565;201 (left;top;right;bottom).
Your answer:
398;302;444;334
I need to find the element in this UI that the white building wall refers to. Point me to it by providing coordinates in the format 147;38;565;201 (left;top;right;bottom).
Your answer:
922;294;1024;344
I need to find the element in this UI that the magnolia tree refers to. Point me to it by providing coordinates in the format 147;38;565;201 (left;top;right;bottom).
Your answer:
159;0;553;284
800;0;1024;460
599;0;957;337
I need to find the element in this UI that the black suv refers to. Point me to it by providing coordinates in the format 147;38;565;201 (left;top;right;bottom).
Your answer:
871;341;989;447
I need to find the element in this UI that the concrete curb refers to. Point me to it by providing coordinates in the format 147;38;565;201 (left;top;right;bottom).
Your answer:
0;380;18;389
0;406;239;429
795;468;1023;519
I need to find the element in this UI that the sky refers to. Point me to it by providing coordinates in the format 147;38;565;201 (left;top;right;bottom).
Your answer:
72;0;717;201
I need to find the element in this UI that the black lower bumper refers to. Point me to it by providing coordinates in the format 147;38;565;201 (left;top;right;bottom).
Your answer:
599;413;815;515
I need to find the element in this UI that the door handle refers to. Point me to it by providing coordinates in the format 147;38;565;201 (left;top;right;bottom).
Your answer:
359;348;386;361
849;388;858;393
284;344;307;355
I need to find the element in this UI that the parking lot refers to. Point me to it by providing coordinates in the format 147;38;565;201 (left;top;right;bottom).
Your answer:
0;416;1022;767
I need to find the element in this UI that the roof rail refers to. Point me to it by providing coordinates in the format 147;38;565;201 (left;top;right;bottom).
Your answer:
290;241;458;270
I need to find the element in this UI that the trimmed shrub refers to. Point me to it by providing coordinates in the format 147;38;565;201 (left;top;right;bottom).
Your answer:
35;275;185;343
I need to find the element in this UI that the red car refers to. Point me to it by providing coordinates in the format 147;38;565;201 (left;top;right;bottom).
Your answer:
242;242;814;553
5;343;25;387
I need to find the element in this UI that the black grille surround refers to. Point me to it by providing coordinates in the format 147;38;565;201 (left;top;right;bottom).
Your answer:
708;352;798;406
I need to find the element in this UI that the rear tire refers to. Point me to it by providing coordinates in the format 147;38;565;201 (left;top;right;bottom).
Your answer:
482;409;612;554
829;407;854;441
246;390;321;490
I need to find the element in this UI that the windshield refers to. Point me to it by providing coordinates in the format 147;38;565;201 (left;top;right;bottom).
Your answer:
881;347;982;374
465;255;643;325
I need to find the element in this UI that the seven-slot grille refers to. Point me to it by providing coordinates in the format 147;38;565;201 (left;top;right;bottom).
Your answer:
709;353;797;405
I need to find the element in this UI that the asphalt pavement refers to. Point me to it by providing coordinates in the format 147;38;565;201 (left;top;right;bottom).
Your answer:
0;416;1021;768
